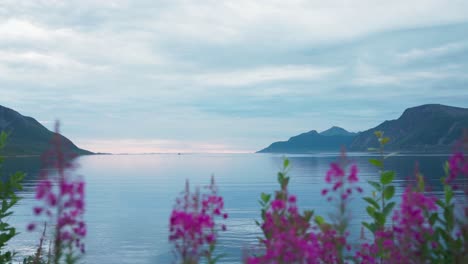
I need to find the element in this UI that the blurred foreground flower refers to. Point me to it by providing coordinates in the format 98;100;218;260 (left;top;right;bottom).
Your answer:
169;176;227;264
29;122;86;264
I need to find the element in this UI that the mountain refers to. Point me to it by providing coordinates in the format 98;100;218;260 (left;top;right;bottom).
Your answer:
257;127;356;153
349;104;468;152
258;104;468;154
0;105;92;156
320;126;357;137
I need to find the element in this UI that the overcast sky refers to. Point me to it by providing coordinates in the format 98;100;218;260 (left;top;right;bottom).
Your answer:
1;0;468;153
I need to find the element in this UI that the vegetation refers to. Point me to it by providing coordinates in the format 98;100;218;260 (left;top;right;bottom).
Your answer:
173;132;468;263
0;123;86;264
0;132;25;263
169;177;227;264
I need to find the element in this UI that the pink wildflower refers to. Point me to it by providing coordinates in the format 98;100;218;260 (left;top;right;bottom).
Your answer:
356;185;438;263
29;121;86;258
169;177;227;263
322;155;361;201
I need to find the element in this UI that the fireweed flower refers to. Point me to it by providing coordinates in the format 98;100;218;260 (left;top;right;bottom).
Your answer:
446;151;468;191
247;154;360;264
356;179;438;263
322;161;362;201
169;176;227;264
29;122;86;262
247;193;322;263
320;152;361;261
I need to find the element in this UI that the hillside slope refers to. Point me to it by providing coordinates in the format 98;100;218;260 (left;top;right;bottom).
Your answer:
0;105;92;156
349;104;468;151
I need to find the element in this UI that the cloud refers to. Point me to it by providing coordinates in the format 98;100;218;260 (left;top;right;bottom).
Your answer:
0;1;468;152
353;62;467;86
150;65;340;87
141;0;468;46
396;42;468;63
195;65;340;86
0;19;62;41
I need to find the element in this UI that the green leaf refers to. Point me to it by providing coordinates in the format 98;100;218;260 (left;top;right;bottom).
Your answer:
260;193;271;204
416;173;425;191
443;161;449;176
212;254;227;264
255;220;261;227
374;212;385;226
283;158;290;169
209;243;215;252
380;171;395;185
261;208;267;221
314;215;325;225
363;197;380;209
366;206;375;217
444;185;453;204
369;159;383;168
437;227;451;243
362;222;376;233
303;210;314;222
444;206;454;230
383;186;395;200
383;202;396;218
429;213;438;226
374;131;383;138
368;180;382;191
436;199;445;208
380;137;390;145
277;172;285;185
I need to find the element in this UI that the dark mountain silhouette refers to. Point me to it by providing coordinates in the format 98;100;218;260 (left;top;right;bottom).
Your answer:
0;105;92;156
257;127;355;153
349;104;468;152
320;126;357;137
258;104;468;154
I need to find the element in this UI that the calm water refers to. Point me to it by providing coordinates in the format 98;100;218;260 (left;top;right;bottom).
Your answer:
4;153;459;263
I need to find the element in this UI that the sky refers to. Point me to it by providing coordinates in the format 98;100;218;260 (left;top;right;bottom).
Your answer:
1;0;468;154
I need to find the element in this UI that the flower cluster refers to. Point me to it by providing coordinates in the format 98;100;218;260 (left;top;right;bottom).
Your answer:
392;188;438;258
169;177;227;263
28;122;86;260
356;185;438;263
247;193;321;263
446;152;468;190
321;158;362;201
320;154;359;261
247;156;359;263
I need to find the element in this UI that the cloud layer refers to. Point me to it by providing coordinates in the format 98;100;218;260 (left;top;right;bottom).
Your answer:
1;1;468;153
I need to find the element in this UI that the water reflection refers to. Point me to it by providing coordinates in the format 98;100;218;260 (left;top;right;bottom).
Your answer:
5;153;463;263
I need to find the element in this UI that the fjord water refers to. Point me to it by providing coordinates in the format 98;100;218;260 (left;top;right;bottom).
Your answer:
6;153;456;263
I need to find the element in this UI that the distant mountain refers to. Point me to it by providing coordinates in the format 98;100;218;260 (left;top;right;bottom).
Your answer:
258;104;468;154
0;105;92;156
257;127;356;153
349;104;468;152
320;126;357;137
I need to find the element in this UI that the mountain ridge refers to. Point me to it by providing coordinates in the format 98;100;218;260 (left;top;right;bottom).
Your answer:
320;126;357;137
349;104;468;151
0;105;92;156
257;126;355;153
258;104;468;154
